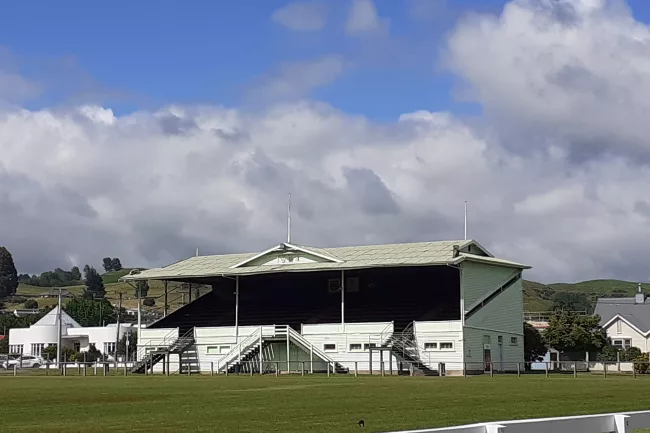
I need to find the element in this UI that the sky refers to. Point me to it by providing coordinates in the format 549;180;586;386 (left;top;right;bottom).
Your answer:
1;0;650;283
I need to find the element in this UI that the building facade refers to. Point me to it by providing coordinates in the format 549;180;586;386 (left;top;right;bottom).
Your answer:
595;286;650;352
126;239;530;375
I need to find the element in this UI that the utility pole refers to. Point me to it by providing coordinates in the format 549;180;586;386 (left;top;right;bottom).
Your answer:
56;287;62;368
114;292;124;368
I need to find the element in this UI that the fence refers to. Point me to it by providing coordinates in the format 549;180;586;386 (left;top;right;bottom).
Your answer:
3;359;650;377
383;410;650;433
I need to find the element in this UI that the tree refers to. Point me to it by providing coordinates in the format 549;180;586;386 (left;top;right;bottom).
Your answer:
102;257;113;272
117;332;137;360
0;247;18;299
544;311;608;354
524;322;546;368
551;291;593;313
23;299;38;309
70;266;82;281
111;258;122;272
0;337;7;354
83;265;105;299
135;280;149;298
64;298;115;327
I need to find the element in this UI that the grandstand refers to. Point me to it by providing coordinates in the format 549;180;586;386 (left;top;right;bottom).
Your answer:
122;239;530;376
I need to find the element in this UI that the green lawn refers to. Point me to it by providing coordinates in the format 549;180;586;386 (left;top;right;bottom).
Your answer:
1;375;650;433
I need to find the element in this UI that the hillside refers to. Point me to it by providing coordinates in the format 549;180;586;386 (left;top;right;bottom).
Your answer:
523;279;646;311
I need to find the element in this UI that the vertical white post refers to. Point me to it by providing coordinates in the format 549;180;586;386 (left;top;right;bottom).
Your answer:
137;292;142;354
614;414;631;433
259;329;263;374
341;270;345;332
286;328;290;373
56;287;62;368
235;276;240;364
287;193;292;243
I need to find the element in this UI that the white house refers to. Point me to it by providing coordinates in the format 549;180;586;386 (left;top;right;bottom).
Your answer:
8;306;136;359
594;284;650;352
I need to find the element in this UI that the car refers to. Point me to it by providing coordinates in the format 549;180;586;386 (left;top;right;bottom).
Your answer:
6;355;44;369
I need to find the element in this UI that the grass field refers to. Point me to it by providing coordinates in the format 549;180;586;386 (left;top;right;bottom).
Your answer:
1;375;650;433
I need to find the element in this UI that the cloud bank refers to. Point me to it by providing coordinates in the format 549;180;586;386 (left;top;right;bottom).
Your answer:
1;0;650;284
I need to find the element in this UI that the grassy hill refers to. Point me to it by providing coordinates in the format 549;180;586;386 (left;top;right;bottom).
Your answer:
523;279;646;311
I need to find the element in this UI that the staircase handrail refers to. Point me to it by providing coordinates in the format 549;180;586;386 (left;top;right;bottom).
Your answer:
136;328;178;362
379;322;394;346
217;327;263;371
283;326;335;364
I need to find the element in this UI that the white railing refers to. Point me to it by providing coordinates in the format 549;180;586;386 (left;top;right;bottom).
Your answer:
283;326;335;365
217;327;264;371
136;328;178;362
384;410;650;433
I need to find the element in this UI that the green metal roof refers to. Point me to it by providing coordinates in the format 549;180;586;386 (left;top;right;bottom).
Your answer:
121;239;530;282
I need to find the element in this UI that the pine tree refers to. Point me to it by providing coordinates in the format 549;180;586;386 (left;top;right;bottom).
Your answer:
83;265;106;299
0;247;18;299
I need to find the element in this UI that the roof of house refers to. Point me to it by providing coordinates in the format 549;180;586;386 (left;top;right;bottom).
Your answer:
33;306;81;328
595;297;650;333
122;239;531;282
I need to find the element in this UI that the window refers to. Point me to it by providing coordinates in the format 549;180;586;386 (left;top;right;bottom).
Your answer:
424;343;438;350
220;345;231;354
345;277;360;293
616;320;622;334
324;344;336;352
73;342;81;352
440;342;454;350
613;339;624;349
31;343;45;357
327;278;341;293
9;345;23;354
624;339;632;349
363;343;377;351
483;335;491;344
510;337;518;346
349;343;362;351
497;336;503;345
103;342;116;355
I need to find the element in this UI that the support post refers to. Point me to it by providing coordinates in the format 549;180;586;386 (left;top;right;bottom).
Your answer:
56;287;62;370
188;282;192;303
163;280;168;317
275;362;279;377
545;362;549;378
604;363;608;378
369;349;373;375
301;362;305;377
13;364;16;377
490;362;494;377
310;344;313;374
211;362;214;376
114;292;123;369
225;363;229;376
380;350;384;376
286;328;290;374
341;270;345;332
235;277;240;365
259;330;263;375
573;362;577;378
517;362;521;377
354;361;358;377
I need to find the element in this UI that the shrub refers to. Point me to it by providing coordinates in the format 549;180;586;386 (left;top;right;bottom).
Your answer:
633;353;649;374
23;299;38;309
597;345;618;362
143;297;156;307
621;347;642;362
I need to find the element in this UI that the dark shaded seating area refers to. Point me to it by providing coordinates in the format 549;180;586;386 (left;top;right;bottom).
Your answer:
151;266;461;331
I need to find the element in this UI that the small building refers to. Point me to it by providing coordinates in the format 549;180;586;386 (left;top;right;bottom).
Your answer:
39;288;74;299
594;284;650;352
8;306;136;359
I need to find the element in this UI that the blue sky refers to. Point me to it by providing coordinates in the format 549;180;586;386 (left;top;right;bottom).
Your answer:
3;0;650;120
0;0;517;119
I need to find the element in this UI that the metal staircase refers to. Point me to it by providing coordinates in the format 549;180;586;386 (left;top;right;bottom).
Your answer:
132;328;196;374
217;325;348;374
385;322;438;376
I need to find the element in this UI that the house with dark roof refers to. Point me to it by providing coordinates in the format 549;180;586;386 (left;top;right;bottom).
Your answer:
594;284;650;352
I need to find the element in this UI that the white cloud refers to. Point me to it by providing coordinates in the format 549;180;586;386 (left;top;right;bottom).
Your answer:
251;55;346;103
345;0;389;36
271;1;328;31
3;0;650;285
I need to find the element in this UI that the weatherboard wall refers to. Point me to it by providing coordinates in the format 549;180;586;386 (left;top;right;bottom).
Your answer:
461;261;525;371
413;321;464;373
